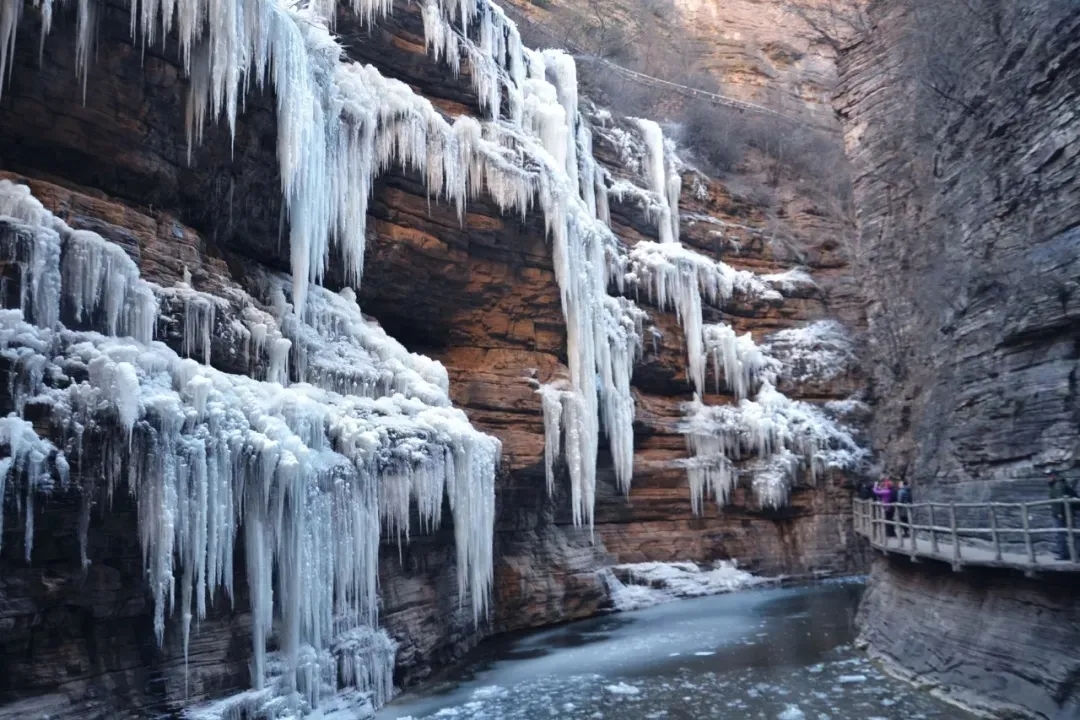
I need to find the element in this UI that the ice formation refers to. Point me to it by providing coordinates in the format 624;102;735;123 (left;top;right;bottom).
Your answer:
702;323;781;400
679;381;866;511
602;560;763;611
600;117;682;244
0;180;500;715
632;119;674;244
187;626;396;719
624;240;781;396
0;0;657;532
0;0;868;654
762;320;855;385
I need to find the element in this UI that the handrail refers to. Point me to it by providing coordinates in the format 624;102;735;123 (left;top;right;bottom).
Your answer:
852;498;1080;573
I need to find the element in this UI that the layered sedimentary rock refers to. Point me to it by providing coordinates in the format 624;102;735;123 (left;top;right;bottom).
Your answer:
857;558;1080;719
0;0;863;716
837;1;1080;716
503;0;840;125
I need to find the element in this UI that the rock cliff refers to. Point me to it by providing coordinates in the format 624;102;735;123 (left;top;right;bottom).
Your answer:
837;1;1080;716
0;0;864;716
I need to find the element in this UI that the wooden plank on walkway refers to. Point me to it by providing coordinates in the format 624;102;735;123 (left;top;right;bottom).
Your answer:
852;499;1080;574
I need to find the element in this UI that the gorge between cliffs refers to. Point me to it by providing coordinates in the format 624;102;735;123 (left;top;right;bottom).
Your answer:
0;0;1077;718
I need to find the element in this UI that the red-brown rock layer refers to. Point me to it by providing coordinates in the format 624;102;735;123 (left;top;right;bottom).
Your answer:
0;0;864;715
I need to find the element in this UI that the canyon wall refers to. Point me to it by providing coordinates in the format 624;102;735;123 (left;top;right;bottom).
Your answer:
0;0;863;717
837;1;1080;717
504;0;840;124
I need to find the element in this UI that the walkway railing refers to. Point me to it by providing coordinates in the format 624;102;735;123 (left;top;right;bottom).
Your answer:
853;498;1080;573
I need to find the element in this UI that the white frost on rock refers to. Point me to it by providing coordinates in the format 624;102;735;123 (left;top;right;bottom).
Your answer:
762;267;816;294
763;320;855;385
602;560;763;611
607;179;671;229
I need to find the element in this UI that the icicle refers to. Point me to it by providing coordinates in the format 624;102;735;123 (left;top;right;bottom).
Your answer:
631;118;675;244
625;241;781;396
537;383;564;495
678;381;867;512
1;183;503;716
703;323;781;400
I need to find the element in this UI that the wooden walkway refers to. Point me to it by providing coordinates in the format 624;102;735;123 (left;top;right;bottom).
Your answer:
853;498;1080;574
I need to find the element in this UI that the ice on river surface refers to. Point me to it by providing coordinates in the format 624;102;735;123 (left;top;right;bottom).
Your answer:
378;582;976;720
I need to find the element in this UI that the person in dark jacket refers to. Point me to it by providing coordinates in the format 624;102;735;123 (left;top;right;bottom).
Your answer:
896;480;913;537
858;479;874;501
1048;471;1079;561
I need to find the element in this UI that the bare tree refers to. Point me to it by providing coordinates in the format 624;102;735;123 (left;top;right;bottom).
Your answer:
783;0;871;53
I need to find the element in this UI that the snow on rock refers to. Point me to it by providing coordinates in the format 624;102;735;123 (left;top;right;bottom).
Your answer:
0;182;500;717
762;320;856;385
762;268;817;295
602;560;764;611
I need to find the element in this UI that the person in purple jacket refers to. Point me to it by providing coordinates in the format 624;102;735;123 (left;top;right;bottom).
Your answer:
873;477;897;537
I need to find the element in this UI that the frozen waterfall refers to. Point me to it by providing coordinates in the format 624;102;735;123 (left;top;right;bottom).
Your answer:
0;6;870;705
0;179;499;716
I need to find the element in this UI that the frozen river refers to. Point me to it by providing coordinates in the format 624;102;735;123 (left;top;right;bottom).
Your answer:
377;580;975;720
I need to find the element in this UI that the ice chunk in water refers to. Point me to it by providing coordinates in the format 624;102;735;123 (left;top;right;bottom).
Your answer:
778;705;805;720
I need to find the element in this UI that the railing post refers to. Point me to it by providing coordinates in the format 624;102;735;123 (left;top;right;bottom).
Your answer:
908;505;916;553
1067;499;1077;564
1022;502;1035;564
930;504;939;555
990;504;1001;562
949;503;961;570
909;504;919;559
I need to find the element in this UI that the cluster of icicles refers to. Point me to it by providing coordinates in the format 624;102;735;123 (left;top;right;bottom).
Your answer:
0;179;499;716
0;0;868;711
587;113;866;513
0;0;863;520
